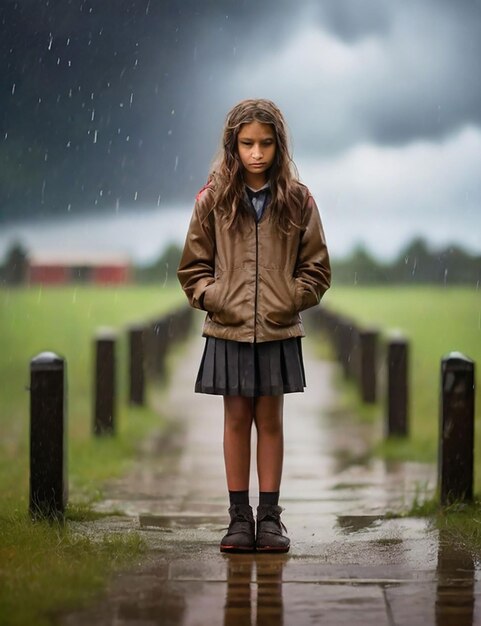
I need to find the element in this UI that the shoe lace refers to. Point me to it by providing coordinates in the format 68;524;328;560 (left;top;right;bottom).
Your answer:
257;506;287;533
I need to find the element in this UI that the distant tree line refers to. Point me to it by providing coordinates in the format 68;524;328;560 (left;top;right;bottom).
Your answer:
1;237;480;286
332;238;481;285
134;243;183;284
0;243;29;285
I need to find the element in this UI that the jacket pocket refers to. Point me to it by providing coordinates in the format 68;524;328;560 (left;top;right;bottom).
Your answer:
210;270;251;327
260;271;299;327
203;281;221;313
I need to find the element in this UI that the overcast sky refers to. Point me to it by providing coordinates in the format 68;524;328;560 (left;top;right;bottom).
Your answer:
1;0;480;261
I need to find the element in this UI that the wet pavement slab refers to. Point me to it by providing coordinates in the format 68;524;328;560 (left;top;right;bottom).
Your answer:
59;325;481;625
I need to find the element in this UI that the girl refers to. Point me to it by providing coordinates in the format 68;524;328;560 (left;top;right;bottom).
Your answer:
177;99;331;553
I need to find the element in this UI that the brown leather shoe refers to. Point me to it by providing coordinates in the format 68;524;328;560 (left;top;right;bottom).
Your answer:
220;504;255;553
256;504;290;553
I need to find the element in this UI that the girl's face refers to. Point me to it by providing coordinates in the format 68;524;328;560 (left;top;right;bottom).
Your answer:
237;121;276;188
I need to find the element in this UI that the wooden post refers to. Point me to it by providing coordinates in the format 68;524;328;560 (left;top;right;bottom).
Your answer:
94;328;116;436
30;352;68;518
359;328;379;403
128;324;145;406
337;316;356;379
386;333;409;437
438;352;475;504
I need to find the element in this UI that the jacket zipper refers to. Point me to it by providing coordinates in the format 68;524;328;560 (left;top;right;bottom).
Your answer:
248;191;268;343
254;220;259;342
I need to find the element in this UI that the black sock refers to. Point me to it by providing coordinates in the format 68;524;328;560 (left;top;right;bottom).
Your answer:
229;490;249;506
259;491;279;506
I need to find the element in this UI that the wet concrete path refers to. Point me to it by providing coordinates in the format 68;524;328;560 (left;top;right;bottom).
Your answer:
61;331;480;625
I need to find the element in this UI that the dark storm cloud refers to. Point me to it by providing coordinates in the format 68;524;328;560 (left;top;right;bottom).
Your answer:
227;0;481;155
1;0;480;222
313;0;393;42
0;0;295;221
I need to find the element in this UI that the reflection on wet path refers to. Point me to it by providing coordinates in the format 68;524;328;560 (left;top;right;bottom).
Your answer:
223;557;285;626
59;336;481;626
436;531;475;626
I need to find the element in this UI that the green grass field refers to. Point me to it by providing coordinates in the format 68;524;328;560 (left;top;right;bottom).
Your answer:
2;283;480;621
0;284;184;625
322;286;481;487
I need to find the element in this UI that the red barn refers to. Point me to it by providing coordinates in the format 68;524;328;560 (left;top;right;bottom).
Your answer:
28;252;132;285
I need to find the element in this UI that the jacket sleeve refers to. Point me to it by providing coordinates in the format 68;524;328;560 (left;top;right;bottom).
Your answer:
294;194;331;311
177;191;216;311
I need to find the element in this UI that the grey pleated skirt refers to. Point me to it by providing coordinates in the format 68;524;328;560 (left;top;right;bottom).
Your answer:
195;337;306;397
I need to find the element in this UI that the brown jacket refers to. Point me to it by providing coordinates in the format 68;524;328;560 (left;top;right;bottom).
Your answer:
177;183;331;343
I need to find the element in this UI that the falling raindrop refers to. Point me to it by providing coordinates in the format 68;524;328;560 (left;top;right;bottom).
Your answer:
67;204;71;212
134;191;138;201
93;130;98;143
91;109;95;121
48;34;53;50
116;198;120;212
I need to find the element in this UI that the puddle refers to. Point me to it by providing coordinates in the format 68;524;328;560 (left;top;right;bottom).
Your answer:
332;482;374;491
139;513;223;530
336;515;384;534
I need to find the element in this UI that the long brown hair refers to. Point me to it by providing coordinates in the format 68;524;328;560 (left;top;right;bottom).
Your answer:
209;99;304;232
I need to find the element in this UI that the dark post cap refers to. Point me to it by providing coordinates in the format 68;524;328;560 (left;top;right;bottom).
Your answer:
30;352;64;371
386;329;408;343
95;327;117;340
360;327;379;336
441;351;474;369
127;322;146;332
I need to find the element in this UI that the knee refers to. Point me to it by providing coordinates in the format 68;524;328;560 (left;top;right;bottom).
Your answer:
224;397;254;434
225;412;252;435
255;414;283;437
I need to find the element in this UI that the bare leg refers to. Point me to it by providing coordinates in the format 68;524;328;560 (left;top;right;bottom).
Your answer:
254;395;284;492
223;396;255;491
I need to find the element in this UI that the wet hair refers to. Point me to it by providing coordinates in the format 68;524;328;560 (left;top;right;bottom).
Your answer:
209;99;304;232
